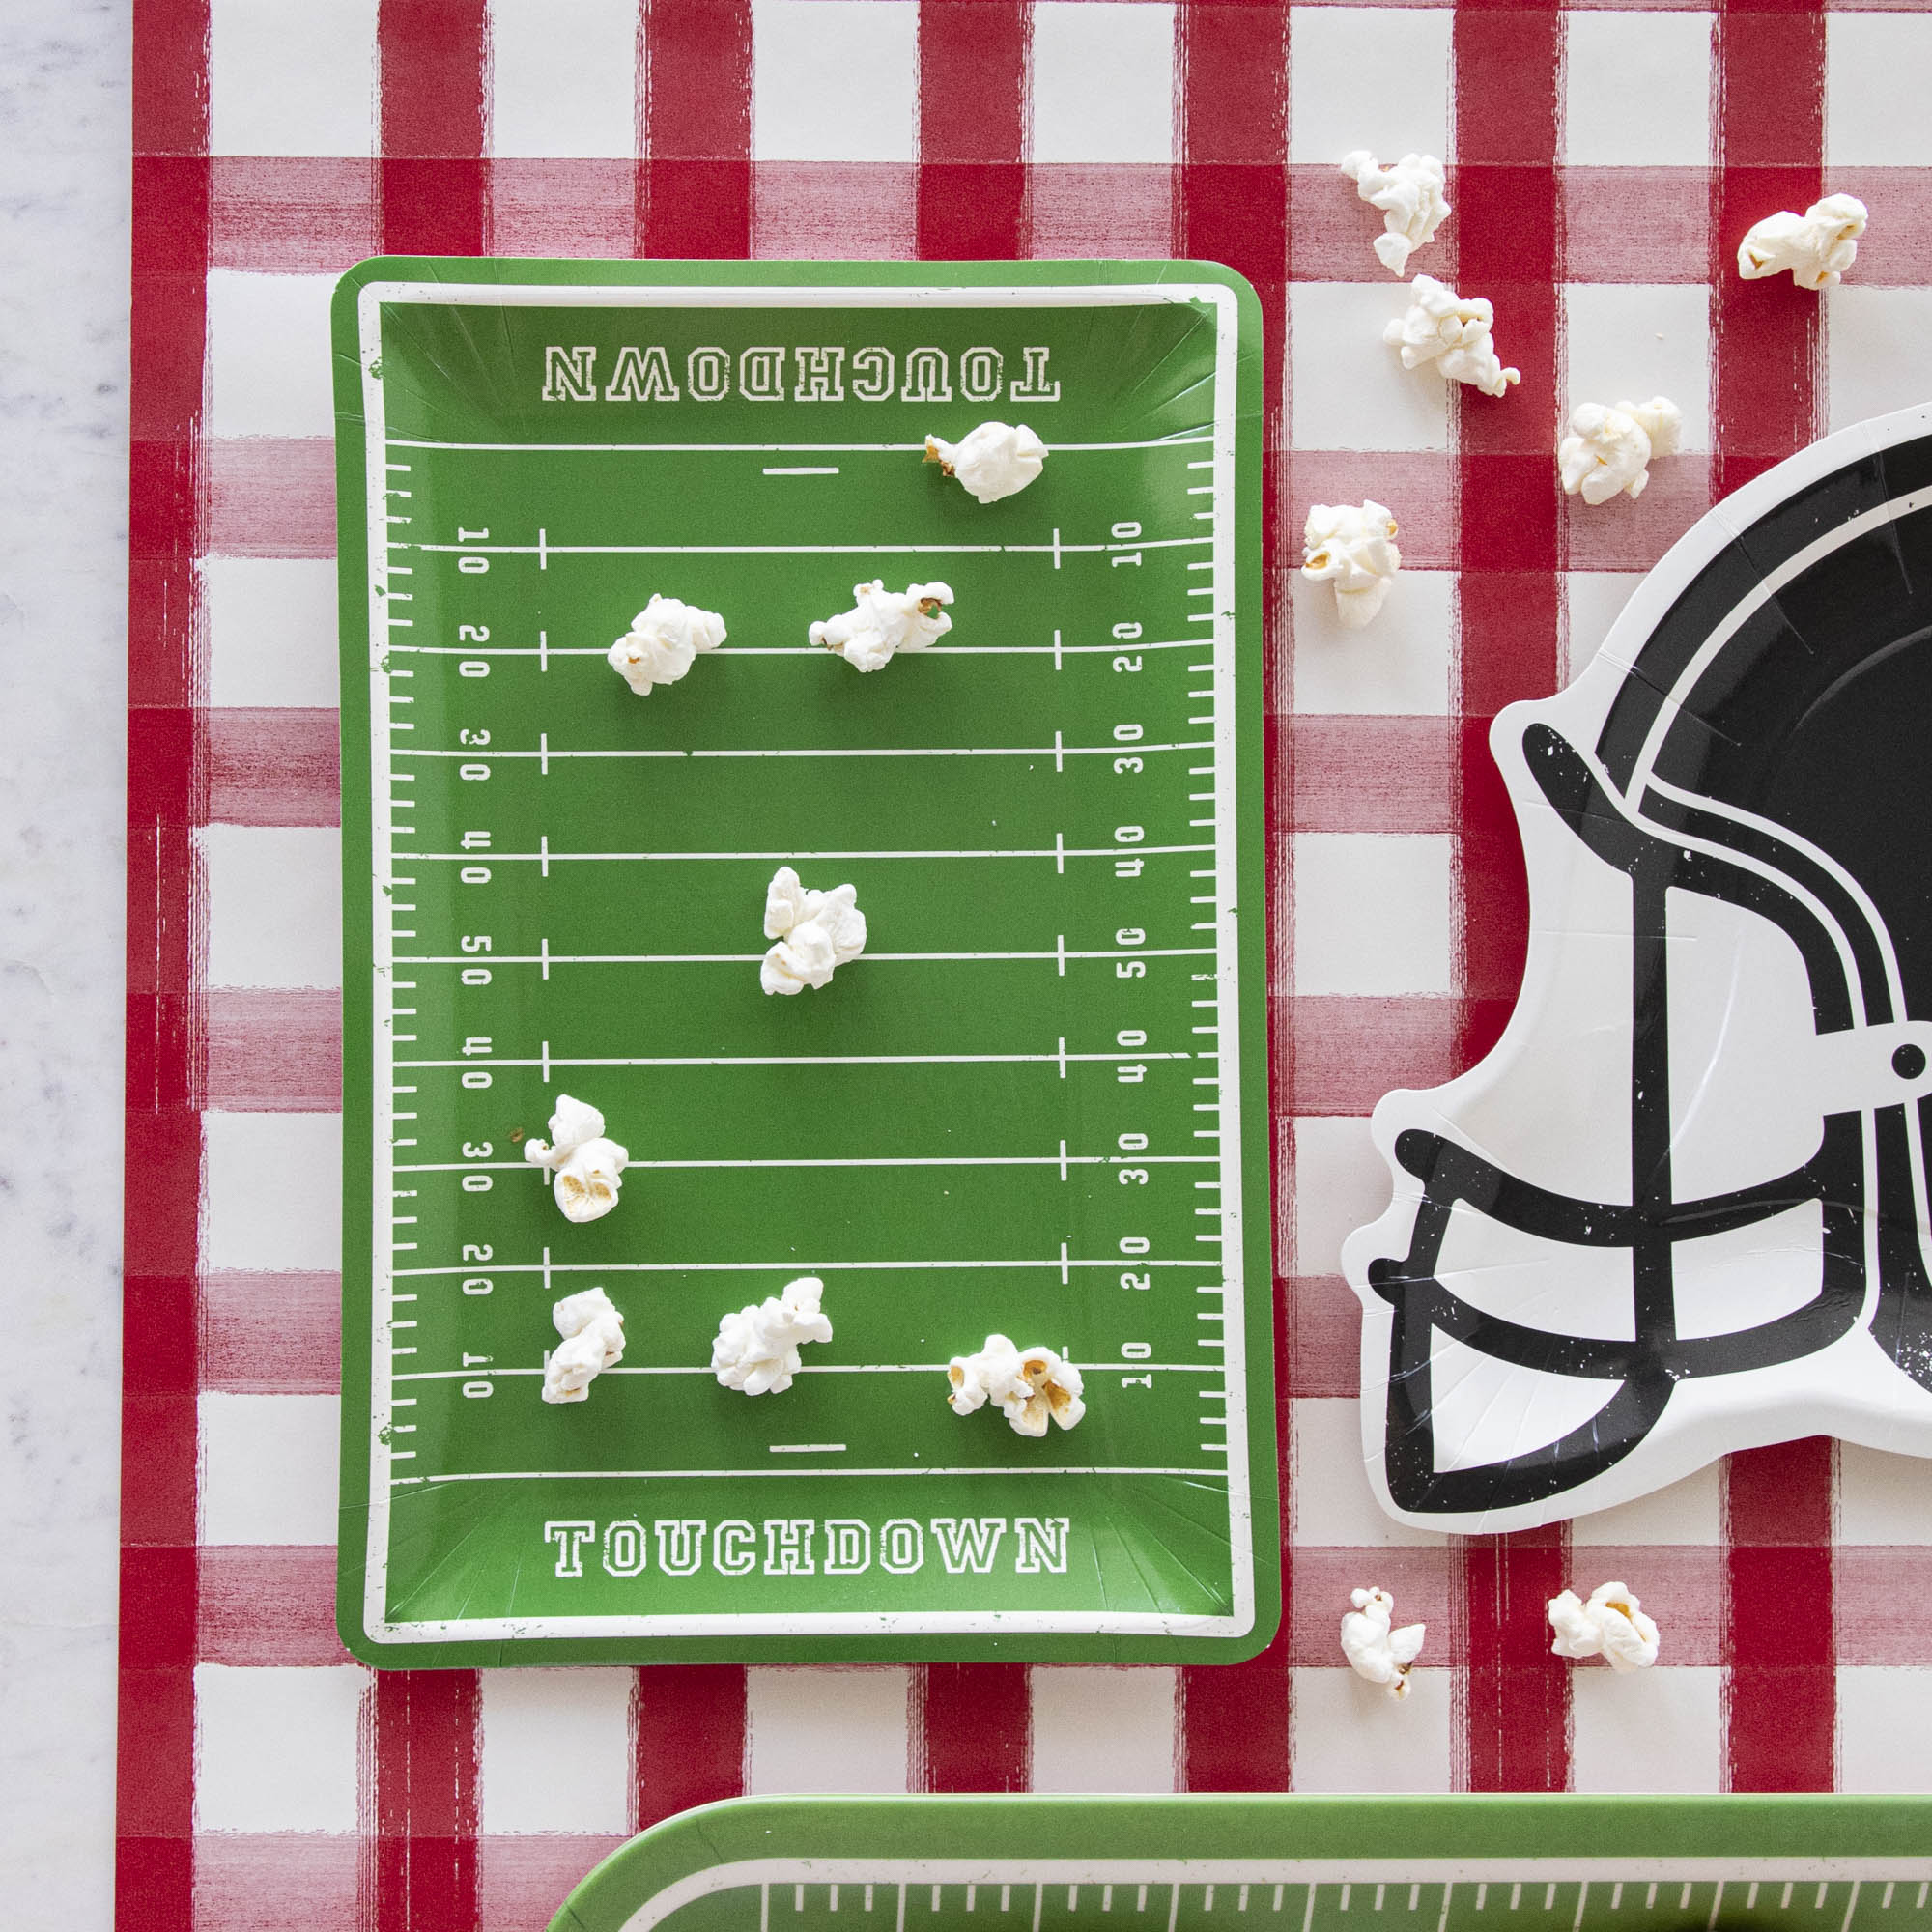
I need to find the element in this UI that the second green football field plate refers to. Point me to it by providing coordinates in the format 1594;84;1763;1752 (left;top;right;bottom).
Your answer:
332;257;1274;1665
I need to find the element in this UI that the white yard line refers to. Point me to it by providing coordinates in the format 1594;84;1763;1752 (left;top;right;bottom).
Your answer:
385;434;1212;454
397;947;1215;966
401;1153;1218;1173
393;1463;1229;1486
394;1049;1194;1069
395;843;1214;863
394;1258;1227;1278
406;535;1210;558
393;740;1212;763
395;1363;1217;1379
387;638;1208;658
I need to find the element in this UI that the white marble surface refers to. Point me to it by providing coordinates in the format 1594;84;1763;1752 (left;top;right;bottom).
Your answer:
0;3;130;1924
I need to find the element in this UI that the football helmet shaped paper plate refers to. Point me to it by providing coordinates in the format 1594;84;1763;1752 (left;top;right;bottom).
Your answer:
1343;403;1932;1534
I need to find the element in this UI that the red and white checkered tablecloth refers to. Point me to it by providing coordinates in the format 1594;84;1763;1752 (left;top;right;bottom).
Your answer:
120;2;1932;1927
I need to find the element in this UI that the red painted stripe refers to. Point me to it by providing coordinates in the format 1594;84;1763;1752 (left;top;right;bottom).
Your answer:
1724;1439;1836;1790
1711;1;1823;498
1563;166;1709;283
1710;0;1834;1796
1291;162;1460;285
1030;164;1173;259
640;0;753;260
1561;456;1716;572
125;11;210;1925
479;1838;634;1931
1833;1548;1932;1664
207;707;341;826
1177;0;1293;1792
193;1834;361;1931
198;1547;354;1666
211;157;380;272
1288;1545;1458;1668
1830;168;1932;286
753;163;917;261
380;0;488;256
1282;717;1458;835
208;438;338;558
207;989;345;1110
917;0;1029;261
1286;1274;1360;1399
1278;995;1464;1117
1285;453;1455;570
634;1666;748;1827
914;1664;1032;1791
200;1271;344;1394
1452;0;1570;1794
371;1671;483;1932
490;158;638;260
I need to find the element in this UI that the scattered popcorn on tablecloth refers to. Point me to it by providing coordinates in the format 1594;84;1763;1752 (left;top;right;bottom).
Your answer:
1340;149;1450;277
1302;499;1402;629
946;1334;1086;1438
1340;1585;1427;1700
1548;1580;1661;1672
1384;274;1520;398
607;593;727;696
523;1093;630;1223
542;1286;627;1405
711;1276;833;1396
924;421;1047;504
761;865;867;995
1738;193;1867;291
810;579;953;672
1558;397;1683;506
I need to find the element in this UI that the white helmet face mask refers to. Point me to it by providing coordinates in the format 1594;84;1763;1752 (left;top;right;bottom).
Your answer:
1343;405;1932;1534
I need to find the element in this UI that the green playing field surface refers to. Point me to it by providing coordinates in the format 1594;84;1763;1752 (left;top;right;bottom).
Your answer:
332;259;1272;1665
549;1796;1932;1932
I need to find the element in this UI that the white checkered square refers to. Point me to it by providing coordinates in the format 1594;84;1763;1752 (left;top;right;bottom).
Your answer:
1031;3;1177;166
1837;1668;1932;1793
490;0;640;159
200;825;342;988
203;1112;344;1272
1292;1399;1447;1548
1569;1463;1721;1548
1289;8;1453;167
1562;572;1644;690
206;270;339;440
1291;284;1451;452
1826;288;1932;433
1838;1443;1932;1547
1564;13;1713;169
210;0;378;157
194;1664;366;1833
1290;1117;1387;1278
480;1670;637;1834
200;1392;341;1547
1564;283;1711;450
1828;14;1932;168
744;1668;910;1793
203;558;342;710
1029;1668;1178;1793
1571;1666;1721;1793
752;0;918;162
1292;832;1454;996
1291;1665;1453;1791
1292;570;1455;715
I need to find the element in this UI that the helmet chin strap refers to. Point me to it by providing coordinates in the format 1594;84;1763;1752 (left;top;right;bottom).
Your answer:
1804;1021;1932;1116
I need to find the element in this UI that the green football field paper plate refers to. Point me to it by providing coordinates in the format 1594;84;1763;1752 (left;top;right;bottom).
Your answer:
332;258;1276;1665
550;1794;1932;1932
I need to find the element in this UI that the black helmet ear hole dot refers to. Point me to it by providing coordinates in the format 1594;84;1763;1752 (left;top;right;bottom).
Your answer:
1893;1045;1926;1080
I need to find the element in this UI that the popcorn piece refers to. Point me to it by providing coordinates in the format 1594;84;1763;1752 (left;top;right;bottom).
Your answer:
1558;398;1683;507
523;1093;631;1223
946;1333;1086;1438
923;421;1048;504
1384;275;1520;399
608;593;727;696
711;1275;833;1396
760;865;867;995
1738;194;1867;292
1302;500;1402;630
1340;1585;1427;1700
1340;150;1451;277
543;1286;626;1405
810;579;953;672
1548;1581;1661;1673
